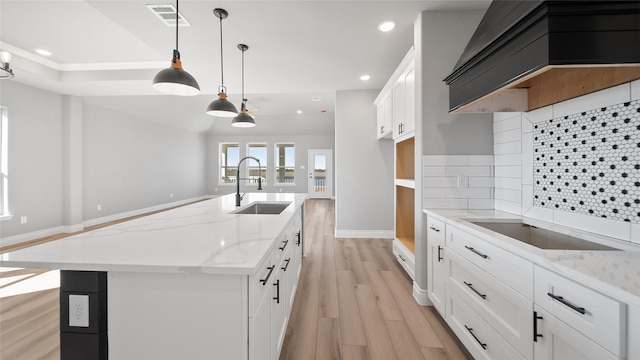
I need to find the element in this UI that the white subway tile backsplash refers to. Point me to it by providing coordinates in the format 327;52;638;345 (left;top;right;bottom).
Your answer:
494;112;523;122
495;199;522;215
424;188;446;199
495;153;522;166
523;206;554;223
445;166;492;177
632;79;640;102
423;166;446;176
494;128;522;144
494;115;522;133
445;188;469;198
501;189;522;203
423;155;468;166
469;199;495;209
522;185;533;211
423;177;458;188
495;177;522;191
494;141;522;155
495;165;521;178
522;132;533;185
424;199;468;209
468;188;492;199
553;82;630;118
468;155;494;166
469;177;495;188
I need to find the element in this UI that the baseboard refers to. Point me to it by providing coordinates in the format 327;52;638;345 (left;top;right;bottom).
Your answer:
413;283;432;306
334;228;394;239
83;196;211;227
0;196;211;248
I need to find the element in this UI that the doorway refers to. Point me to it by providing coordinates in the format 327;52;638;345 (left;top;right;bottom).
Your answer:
308;149;332;199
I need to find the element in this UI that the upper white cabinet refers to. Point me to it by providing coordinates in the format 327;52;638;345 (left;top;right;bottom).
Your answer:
374;47;415;140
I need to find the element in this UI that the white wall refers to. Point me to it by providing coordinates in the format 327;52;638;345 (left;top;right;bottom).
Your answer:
205;134;335;196
335;90;394;238
0;81;208;242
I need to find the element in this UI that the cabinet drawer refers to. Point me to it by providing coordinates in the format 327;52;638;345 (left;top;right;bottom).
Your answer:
447;250;533;359
427;216;445;243
447;225;533;299
393;239;415;280
534;266;626;357
249;251;279;317
445;285;526;360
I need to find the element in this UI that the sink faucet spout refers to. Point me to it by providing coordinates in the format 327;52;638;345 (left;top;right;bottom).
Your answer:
236;156;262;206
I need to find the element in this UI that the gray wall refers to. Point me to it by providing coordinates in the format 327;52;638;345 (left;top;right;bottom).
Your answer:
0;81;65;237
335;90;394;237
83;103;207;220
0;81;208;239
206;134;335;196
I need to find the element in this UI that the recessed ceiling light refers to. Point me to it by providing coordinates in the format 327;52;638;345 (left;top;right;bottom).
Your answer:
360;74;371;81
378;21;395;32
35;49;52;56
297;110;302;114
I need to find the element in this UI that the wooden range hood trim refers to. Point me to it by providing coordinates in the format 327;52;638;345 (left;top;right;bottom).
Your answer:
455;65;640;113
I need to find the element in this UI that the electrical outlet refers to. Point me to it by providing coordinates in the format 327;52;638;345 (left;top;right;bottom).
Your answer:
97;204;102;211
20;216;27;224
69;294;89;327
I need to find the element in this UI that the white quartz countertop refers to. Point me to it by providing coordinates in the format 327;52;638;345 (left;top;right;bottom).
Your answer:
424;209;640;304
1;193;307;275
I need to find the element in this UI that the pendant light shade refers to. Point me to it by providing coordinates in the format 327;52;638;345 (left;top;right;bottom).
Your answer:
152;0;200;96
206;8;238;117
232;44;255;128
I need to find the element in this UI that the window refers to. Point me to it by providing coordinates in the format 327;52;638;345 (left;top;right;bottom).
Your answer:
0;107;9;219
275;143;295;184
220;143;239;184
247;143;267;185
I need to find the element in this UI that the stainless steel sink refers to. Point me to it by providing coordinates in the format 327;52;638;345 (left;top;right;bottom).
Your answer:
232;201;292;215
467;220;619;251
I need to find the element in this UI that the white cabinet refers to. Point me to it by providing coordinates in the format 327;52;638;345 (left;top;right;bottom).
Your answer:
533;306;619;360
534;266;625;359
392;239;415;279
376;93;392;139
374;47;415;141
427;216;446;315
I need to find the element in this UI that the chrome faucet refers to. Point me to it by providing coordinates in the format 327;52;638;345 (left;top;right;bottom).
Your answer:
236;156;263;206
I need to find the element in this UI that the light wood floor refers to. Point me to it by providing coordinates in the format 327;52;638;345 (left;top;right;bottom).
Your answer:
0;199;470;360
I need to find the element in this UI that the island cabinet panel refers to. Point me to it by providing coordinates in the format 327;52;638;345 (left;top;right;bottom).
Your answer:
108;272;247;360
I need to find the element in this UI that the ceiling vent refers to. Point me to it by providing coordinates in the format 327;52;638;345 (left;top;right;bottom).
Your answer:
147;4;191;27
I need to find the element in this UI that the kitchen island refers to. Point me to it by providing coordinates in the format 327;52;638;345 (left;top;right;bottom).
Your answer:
1;192;307;360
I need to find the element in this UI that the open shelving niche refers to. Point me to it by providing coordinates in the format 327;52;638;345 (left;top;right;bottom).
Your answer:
395;136;415;254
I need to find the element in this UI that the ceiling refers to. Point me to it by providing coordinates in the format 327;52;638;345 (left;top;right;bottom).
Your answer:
0;0;490;135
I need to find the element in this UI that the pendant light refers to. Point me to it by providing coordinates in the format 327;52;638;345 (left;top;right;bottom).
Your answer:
206;8;238;117
231;44;256;128
152;0;200;96
0;51;15;79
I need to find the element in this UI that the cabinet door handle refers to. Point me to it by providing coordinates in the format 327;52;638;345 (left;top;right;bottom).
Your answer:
296;231;301;246
260;265;275;286
437;245;443;262
464;325;487;350
380;125;384;134
429;225;440;233
464;281;487;300
533;311;544;342
273;279;280;304
282;258;291;271
464;246;488;259
547;293;586;315
279;239;289;251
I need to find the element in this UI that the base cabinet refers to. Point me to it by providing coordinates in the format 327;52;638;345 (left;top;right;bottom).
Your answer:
427;236;446;315
533;307;620;360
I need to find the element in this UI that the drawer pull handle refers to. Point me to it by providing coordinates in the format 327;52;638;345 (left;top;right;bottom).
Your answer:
429;225;440;233
279;239;289;251
533;311;543;342
296;231;301;246
464;246;488;259
437;245;443;262
260;265;275;286
464;281;487;300
398;254;406;262
547;293;586;315
464;325;487;350
273;279;280;304
282;258;291;271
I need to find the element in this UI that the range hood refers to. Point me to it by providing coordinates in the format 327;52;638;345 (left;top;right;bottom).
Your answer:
444;0;640;113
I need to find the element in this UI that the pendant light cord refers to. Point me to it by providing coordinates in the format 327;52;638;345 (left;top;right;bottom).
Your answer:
219;14;224;85
175;0;179;51
241;48;245;102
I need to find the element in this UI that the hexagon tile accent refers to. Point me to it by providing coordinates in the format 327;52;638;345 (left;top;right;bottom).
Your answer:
533;100;640;223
